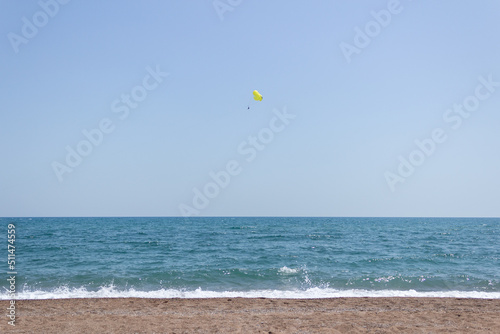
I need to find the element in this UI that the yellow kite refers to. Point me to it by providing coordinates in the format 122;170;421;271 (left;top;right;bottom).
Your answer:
253;90;263;101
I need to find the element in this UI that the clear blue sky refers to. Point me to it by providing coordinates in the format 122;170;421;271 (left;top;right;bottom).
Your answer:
1;0;500;217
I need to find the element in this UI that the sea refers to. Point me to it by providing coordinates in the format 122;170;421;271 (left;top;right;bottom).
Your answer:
1;217;499;300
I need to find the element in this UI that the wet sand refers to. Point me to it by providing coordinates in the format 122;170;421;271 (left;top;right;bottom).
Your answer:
2;297;500;333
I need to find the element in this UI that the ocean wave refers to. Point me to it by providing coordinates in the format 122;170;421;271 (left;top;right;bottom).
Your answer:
278;266;299;274
2;285;500;300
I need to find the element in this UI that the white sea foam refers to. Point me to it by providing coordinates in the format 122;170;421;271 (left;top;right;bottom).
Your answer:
278;266;299;274
2;286;500;300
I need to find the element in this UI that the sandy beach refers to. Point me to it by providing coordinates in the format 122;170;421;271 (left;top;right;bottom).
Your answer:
1;297;499;333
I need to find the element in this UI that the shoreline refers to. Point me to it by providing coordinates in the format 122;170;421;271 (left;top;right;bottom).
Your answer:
2;297;500;333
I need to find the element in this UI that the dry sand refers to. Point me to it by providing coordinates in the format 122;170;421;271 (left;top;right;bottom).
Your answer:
2;297;500;333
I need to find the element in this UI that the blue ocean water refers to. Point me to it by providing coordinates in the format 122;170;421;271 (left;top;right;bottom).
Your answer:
1;217;499;299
